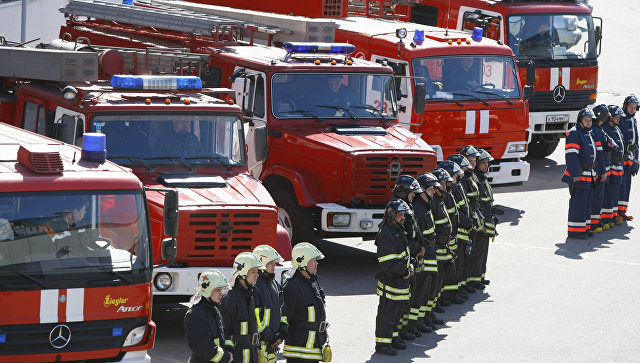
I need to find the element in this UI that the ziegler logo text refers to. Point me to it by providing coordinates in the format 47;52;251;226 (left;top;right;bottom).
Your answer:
104;295;129;307
576;78;587;86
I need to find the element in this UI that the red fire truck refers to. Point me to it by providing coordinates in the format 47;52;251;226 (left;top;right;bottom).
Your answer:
58;0;437;242
169;0;531;183
0;123;177;362
0;43;291;298
350;0;602;157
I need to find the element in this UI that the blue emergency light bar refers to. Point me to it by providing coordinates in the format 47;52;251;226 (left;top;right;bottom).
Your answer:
283;42;356;55
110;75;203;90
81;133;106;163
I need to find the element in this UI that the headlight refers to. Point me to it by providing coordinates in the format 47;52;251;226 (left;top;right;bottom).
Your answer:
328;213;351;227
154;272;172;291
508;143;527;153
123;325;147;347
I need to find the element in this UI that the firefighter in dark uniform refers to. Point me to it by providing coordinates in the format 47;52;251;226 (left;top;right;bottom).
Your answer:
391;175;426;340
282;243;329;363
446;154;476;297
221;252;265;363
591;105;616;232
472;149;497;286
602;105;625;227
184;269;234;363
374;199;412;356
562;108;597;239
459;145;484;291
618;94;639;221
252;245;289;363
416;173;444;330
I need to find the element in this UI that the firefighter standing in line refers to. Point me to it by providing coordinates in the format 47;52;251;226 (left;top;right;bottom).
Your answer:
221;252;265;363
562;108;597;239
472;149;497;286
374;199;413;356
282;243;329;363
391;175;426;340
416;173;445;330
617;94;639;221
252;245;289;363
591;105;616;232
458;146;485;291
184;269;234;363
602;105;626;227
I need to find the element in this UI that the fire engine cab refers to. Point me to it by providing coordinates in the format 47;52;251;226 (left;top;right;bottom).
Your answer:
0;123;172;362
0;42;291;298
364;0;602;157
58;0;437;242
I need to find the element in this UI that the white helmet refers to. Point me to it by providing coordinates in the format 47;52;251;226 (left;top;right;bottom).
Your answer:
291;242;324;269
252;245;284;265
232;252;265;279
197;269;230;298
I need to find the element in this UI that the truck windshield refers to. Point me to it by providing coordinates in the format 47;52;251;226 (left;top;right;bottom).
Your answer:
412;55;521;101
271;73;398;119
0;191;150;290
91;114;246;168
507;14;597;61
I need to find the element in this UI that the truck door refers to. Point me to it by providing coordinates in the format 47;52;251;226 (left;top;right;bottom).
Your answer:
457;6;504;43
20;99;53;136
231;67;268;178
370;56;412;126
49;106;86;146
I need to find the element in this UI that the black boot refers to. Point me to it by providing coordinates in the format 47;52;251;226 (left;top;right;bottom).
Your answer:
434;303;445;313
481;278;491;285
375;345;398;356
416;320;433;333
392;338;407;350
400;329;415;341
439;299;451;307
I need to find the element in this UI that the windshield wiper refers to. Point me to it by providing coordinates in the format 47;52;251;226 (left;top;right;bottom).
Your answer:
144;156;195;171
56;263;133;283
2;268;48;289
350;105;389;119
316;105;358;122
427;97;464;107
451;92;490;106
109;156;154;171
471;90;514;105
282;109;324;123
184;155;233;171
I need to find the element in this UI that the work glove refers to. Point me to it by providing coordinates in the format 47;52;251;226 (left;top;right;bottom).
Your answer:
631;161;639;176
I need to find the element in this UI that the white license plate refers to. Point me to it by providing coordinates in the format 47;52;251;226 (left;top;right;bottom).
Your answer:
546;114;570;123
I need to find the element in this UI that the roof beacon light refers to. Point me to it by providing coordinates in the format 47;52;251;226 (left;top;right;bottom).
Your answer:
82;133;107;163
472;27;483;42
283;42;355;55
413;30;425;46
396;28;408;39
110;75;203;90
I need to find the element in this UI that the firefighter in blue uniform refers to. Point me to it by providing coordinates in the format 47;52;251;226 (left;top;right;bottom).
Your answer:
374;199;413;356
184;269;234;363
589;105;611;233
282;243;328;363
562;108;597;239
618;94;639;221
252;245;288;363
602;105;625;227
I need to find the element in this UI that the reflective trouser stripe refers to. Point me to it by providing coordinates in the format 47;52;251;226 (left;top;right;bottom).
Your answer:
376;337;392;343
377;289;411;300
211;347;224;363
377;281;410;294
443;284;458;291
283;345;323;360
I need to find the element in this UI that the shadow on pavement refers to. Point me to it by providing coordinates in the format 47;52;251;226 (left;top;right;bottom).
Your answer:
497;156;568;193
150;303;190;362
494;204;525;227
554;224;634;259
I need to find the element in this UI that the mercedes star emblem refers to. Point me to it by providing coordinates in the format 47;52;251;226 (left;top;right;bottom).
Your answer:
552;85;566;103
49;324;71;349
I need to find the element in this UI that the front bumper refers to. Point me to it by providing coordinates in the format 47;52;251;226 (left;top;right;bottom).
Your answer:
318;203;384;234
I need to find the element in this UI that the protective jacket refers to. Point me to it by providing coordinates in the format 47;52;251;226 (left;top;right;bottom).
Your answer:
413;197;437;273
220;282;260;363
619;111;639;167
255;271;288;362
430;192;453;261
375;220;411;300
282;270;328;361
475;170;497;237
461;171;484;230
602;122;625;181
590;123;608;176
562;123;597;186
184;298;233;363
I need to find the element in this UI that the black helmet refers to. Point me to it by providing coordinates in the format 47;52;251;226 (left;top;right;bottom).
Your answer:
577;107;595;123
438;160;462;178
460;145;480;158
608;105;624;121
623;94;639;110
416;172;439;190
384;198;412;221
392;175;423;200
447;154;472;170
431;168;453;182
592;104;610;124
477;148;494;162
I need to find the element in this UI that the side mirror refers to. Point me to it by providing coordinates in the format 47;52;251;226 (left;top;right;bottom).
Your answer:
253;125;269;162
413;84;426;114
163;190;179;237
523;85;534;100
231;77;254;115
526;61;535;87
161;237;177;261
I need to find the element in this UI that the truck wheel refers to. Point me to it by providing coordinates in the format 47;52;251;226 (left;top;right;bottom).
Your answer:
527;138;559;158
273;190;316;243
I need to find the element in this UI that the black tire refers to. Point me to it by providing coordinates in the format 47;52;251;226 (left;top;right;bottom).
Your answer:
272;190;316;243
527;138;559;158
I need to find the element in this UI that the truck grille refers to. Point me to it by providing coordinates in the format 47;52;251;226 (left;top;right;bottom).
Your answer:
351;154;433;205
529;90;594;112
178;210;276;266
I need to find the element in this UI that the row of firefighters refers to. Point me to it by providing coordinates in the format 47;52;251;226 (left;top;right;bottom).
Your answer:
564;95;639;239
373;145;497;356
